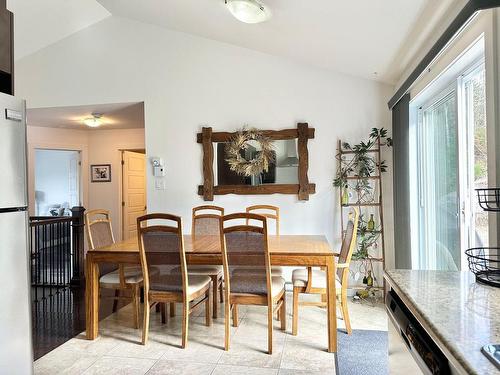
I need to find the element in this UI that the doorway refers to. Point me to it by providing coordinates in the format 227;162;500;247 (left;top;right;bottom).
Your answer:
121;150;147;240
34;149;81;216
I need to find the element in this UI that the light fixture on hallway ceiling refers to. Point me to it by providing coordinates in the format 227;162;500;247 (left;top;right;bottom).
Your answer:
83;113;103;128
225;0;271;24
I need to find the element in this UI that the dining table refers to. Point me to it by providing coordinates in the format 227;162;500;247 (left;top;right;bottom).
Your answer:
85;234;339;352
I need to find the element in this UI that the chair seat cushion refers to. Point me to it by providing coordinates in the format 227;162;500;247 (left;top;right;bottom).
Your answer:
171;265;223;276
149;274;211;295
292;268;342;291
230;275;285;297
100;266;144;285
231;266;283;277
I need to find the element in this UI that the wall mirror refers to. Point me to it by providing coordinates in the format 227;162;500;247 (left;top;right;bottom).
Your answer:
197;123;315;201
215;139;299;186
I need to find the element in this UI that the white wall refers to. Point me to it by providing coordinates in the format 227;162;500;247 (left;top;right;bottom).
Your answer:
87;128;145;240
27;126;145;241
16;16;394;265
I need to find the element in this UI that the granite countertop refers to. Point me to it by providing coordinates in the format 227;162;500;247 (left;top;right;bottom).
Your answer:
385;270;500;375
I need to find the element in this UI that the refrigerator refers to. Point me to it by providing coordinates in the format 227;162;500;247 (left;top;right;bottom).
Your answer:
0;92;33;374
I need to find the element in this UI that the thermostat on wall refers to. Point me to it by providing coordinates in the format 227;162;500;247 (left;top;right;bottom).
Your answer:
150;157;166;177
153;166;166;177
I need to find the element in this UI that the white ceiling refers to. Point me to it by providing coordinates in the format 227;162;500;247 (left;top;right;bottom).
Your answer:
7;0;110;60
96;0;433;84
9;0;441;84
27;102;144;130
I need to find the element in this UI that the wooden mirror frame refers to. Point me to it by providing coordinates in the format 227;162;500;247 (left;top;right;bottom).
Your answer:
197;122;316;201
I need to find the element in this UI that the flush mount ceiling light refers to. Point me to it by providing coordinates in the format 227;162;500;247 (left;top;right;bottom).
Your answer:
83;113;103;128
225;0;271;24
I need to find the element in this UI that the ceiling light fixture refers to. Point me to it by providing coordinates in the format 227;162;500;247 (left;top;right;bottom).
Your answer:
83;113;103;128
225;0;271;24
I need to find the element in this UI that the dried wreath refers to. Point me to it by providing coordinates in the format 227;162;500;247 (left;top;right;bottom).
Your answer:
225;128;274;177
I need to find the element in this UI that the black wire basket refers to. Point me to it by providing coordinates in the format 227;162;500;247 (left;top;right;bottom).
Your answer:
476;188;500;212
465;247;500;288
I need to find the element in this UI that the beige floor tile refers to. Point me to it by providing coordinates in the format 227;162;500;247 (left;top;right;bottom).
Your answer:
34;292;384;374
82;356;155;375
146;360;215;375
56;335;120;356
212;364;279;375
233;317;287;342
106;340;168;360
219;339;285;368
281;342;336;372
159;338;224;363
278;369;331;375
347;300;387;331
34;349;98;375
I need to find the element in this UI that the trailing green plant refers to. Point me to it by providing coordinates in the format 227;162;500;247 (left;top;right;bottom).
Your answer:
351;214;382;260
333;127;392;204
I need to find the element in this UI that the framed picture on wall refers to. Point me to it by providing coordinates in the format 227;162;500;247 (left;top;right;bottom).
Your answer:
90;164;111;183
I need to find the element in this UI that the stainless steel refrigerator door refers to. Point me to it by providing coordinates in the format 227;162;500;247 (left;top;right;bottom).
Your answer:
0;92;27;209
0;210;33;374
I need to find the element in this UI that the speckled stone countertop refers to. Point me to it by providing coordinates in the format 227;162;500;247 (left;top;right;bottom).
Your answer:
385;270;500;375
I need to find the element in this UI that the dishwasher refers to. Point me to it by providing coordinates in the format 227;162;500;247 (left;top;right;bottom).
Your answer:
386;290;451;375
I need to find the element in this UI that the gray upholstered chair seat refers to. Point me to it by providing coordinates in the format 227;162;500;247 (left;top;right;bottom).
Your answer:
149;274;211;295
100;266;144;286
292;268;342;291
171;265;223;276
230;275;285;297
231;266;283;277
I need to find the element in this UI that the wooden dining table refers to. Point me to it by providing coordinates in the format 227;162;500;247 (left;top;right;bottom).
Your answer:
85;234;339;352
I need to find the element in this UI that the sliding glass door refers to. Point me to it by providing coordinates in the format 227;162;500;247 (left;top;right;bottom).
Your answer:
416;89;461;270
413;59;488;271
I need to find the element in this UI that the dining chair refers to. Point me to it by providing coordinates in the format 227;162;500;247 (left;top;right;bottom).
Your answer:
189;205;224;316
246;205;280;235
85;209;143;328
168;206;224;319
137;213;212;347
291;208;359;335
221;212;286;354
234;205;283;277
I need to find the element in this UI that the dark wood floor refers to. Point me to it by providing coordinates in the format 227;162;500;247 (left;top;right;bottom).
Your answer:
32;286;123;360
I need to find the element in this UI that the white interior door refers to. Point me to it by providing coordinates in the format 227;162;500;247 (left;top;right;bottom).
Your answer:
122;151;147;240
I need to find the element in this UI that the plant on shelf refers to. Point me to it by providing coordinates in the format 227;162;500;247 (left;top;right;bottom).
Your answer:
335;127;391;300
333;127;392;204
352;214;382;260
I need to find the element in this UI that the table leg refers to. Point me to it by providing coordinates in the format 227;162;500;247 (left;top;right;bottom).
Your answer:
85;256;99;340
326;256;337;352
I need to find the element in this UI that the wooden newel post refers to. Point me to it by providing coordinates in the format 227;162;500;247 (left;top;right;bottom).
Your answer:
71;206;86;286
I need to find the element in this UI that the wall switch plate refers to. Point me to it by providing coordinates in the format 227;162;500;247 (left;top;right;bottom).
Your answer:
155;178;166;190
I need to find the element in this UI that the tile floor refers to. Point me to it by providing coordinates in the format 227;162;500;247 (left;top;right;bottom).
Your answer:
34;293;387;375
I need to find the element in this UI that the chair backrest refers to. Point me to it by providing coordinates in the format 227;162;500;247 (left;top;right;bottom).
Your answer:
220;213;272;299
246;205;280;235
85;209;118;277
192;205;224;240
137;213;186;294
85;209;115;250
337;209;359;281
